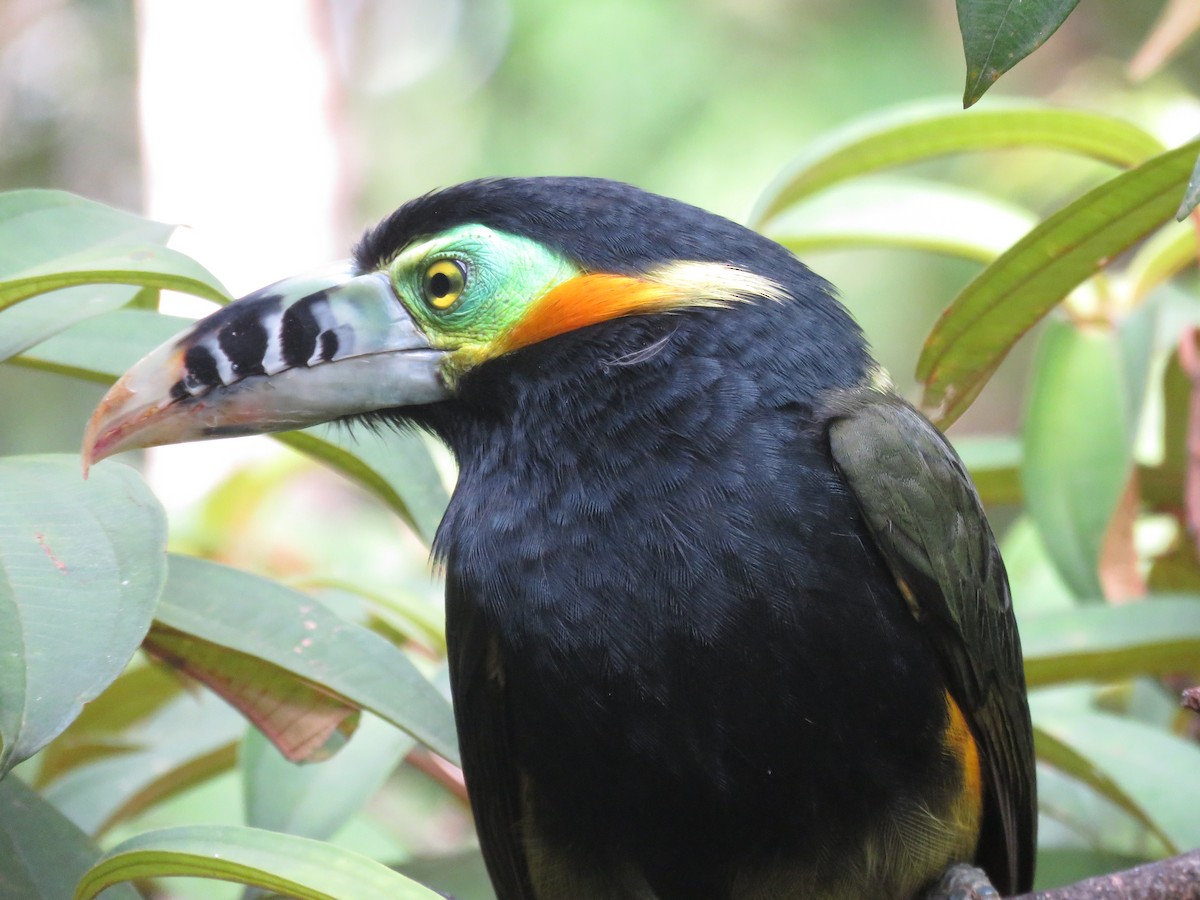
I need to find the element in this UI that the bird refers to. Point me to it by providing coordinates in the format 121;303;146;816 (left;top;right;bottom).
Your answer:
84;177;1036;900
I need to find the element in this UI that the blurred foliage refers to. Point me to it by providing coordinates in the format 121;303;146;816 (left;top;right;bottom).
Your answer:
3;1;1200;898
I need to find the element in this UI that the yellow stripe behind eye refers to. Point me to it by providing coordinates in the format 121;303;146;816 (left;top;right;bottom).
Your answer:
492;262;788;358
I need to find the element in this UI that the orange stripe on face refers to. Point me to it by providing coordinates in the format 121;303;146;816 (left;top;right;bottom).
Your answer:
492;274;686;357
944;690;983;829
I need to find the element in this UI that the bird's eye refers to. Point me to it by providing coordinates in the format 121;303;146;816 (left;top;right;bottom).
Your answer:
422;259;467;310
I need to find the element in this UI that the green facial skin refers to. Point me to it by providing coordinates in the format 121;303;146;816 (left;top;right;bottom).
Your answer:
385;224;581;352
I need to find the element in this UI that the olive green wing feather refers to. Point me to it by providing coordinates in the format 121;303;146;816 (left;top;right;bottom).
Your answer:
826;389;1036;894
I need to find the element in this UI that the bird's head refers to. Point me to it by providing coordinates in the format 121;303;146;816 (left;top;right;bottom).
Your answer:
83;177;864;470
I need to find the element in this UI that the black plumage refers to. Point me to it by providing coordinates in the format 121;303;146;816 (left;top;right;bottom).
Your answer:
358;179;1035;898
85;176;1036;899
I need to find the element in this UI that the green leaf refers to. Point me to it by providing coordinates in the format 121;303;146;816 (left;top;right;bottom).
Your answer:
36;660;185;787
242;711;414;841
767;178;1035;263
73;825;445;900
157;555;459;765
40;683;243;836
0;776;139;900
16;310;450;544
957;0;1081;107
0;191;228;314
280;427;448;548
1034;708;1200;853
0;456;167;777
145;622;362;764
0;190;171;275
1177;149;1200;219
918;140;1200;428
954;435;1022;505
1021;596;1200;686
0;285;148;365
751;103;1163;228
1020;320;1132;599
1033;725;1175;854
1125;222;1197;305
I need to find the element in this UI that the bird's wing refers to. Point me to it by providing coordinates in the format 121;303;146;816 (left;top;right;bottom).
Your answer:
445;572;537;900
825;389;1036;894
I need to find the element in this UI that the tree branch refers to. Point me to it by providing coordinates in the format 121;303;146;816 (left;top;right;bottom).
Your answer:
1011;849;1200;899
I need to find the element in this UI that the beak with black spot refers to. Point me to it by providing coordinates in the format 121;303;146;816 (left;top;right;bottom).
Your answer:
83;265;448;472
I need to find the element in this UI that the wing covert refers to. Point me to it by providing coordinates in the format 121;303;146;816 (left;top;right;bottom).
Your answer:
826;389;1036;894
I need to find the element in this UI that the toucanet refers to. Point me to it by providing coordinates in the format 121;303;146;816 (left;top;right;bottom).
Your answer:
85;177;1036;899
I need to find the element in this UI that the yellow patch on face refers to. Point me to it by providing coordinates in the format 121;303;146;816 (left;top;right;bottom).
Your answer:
489;261;789;358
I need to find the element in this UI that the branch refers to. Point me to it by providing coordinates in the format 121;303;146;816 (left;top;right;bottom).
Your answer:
1012;849;1200;899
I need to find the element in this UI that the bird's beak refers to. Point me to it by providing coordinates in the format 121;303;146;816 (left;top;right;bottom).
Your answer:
82;264;449;474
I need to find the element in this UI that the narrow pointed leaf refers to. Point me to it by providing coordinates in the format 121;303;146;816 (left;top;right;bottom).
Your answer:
918;140;1200;427
1032;726;1176;854
1126;223;1197;304
0;456;166;776
1034;709;1200;852
767;178;1035;263
0;777;139;900
751;103;1162;228
1020;320;1132;599
1021;596;1200;685
73;825;444;900
157;555;459;764
957;0;1081;107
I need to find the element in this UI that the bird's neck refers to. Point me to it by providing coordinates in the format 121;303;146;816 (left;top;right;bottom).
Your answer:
420;305;873;565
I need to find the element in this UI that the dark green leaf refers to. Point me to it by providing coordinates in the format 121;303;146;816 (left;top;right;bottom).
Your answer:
0;456;166;777
0;777;139;900
957;0;1081;107
73;825;444;900
918;140;1200;427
